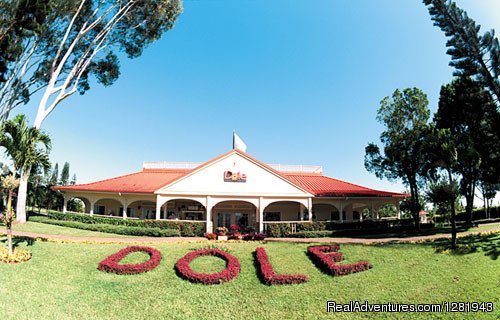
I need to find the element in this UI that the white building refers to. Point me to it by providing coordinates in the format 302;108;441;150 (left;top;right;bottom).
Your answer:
55;149;407;233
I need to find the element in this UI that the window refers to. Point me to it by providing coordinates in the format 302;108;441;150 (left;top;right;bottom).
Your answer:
264;212;280;221
184;211;203;221
331;211;340;220
93;205;105;215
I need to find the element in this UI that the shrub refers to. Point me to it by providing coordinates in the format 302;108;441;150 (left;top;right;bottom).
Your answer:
242;232;266;241
205;233;217;240
307;245;371;276
98;246;162;275
41;211;205;236
174;249;240;285
0;247;32;263
265;224;291;237
254;247;308;285
30;217;180;237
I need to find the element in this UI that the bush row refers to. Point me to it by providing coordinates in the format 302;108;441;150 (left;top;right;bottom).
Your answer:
266;221;435;238
254;247;308;285
98;246;162;275
174;249;240;285
43;211;205;236
307;245;371;276
30;216;180;237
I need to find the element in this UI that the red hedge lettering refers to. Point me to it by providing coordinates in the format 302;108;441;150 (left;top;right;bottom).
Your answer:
307;245;371;276
175;249;240;285
255;247;308;285
98;246;162;275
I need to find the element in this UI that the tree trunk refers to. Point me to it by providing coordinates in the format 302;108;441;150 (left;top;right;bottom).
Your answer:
409;180;421;232
448;170;457;250
15;170;29;223
7;190;13;255
464;180;475;226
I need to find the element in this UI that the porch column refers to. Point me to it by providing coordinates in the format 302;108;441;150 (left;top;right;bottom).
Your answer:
155;195;161;220
339;202;343;223
307;198;313;222
90;200;95;215
206;196;213;233
259;196;264;233
63;195;68;213
122;202;128;220
396;202;401;219
371;201;376;221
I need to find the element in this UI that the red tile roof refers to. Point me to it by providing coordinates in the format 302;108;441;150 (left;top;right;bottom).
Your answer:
54;150;407;198
283;174;406;197
55;169;190;194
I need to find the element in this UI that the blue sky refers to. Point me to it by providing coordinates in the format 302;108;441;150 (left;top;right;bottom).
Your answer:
11;0;500;197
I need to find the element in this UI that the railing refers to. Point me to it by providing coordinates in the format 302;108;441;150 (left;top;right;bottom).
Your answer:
263;220;310;233
143;161;323;173
268;164;323;174
143;161;203;170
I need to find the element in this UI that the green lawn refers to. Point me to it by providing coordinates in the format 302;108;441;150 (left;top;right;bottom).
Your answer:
0;234;499;319
9;222;134;238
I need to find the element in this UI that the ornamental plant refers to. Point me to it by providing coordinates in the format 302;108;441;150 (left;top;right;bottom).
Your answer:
205;233;217;240
98;246;162;275
307;245;371;276
174;248;240;285
0;174;20;257
254;247;308;285
215;227;228;236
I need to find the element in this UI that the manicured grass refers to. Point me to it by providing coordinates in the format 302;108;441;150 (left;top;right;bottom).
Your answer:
0;234;499;319
8;222;134;238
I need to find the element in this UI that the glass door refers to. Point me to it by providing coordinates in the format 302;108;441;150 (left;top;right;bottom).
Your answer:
217;212;232;229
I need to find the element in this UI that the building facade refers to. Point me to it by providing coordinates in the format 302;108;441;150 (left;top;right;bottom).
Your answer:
54;149;407;233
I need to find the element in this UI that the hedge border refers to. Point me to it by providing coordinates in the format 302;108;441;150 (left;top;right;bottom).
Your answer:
174;249;240;285
98;246;162;275
254;247;308;285
307;245;371;276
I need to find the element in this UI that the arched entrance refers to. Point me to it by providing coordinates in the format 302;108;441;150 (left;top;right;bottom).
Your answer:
162;199;206;221
212;201;257;230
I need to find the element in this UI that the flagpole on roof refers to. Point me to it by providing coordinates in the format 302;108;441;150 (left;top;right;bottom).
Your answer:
232;130;235;149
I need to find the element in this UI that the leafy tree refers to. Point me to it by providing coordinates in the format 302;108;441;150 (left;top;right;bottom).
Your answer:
423;0;500;104
0;174;19;255
0;114;51;222
70;173;76;185
477;181;499;219
0;0;52;121
425;128;460;248
50;162;59;186
60;162;70;185
434;77;499;224
365;88;431;231
0;0;182;124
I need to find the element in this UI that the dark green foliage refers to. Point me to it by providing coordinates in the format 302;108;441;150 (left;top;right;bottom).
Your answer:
423;0;500;103
365;88;431;230
265;224;292;238
44;211;205;236
30;216;180;237
60;162;70;185
434;77;499;223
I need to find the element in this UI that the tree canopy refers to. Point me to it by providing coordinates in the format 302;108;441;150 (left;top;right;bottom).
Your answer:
423;0;500;104
365;87;431;230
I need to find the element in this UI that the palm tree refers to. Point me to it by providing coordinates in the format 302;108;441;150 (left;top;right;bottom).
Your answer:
0;114;51;223
1;174;19;255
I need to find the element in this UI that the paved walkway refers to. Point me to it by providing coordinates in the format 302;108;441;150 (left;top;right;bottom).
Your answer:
3;223;499;245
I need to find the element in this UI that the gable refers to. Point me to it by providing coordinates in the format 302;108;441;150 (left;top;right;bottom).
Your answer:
156;152;312;197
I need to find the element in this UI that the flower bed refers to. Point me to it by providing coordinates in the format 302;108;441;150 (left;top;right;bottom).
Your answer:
98;246;162;275
307;245;371;276
254;247;308;285
175;249;240;285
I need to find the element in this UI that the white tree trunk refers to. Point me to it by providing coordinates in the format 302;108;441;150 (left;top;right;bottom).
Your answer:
15;171;29;223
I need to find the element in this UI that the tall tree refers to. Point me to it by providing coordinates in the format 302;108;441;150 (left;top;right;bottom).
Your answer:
434;77;499;224
50;162;59;186
365;88;431;231
425;128;459;249
0;0;182;124
423;0;500;104
0;174;19;255
60;162;70;185
70;173;76;185
0;114;51;222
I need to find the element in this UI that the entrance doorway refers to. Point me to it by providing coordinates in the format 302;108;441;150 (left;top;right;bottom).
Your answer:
213;201;256;230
